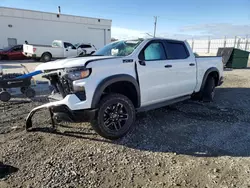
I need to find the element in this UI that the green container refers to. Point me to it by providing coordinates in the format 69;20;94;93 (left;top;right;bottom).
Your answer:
217;48;250;68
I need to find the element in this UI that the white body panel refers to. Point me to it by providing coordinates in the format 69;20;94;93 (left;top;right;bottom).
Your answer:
34;38;223;111
82;47;96;54
195;56;223;92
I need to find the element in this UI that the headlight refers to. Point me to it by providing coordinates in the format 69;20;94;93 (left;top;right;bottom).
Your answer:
67;68;91;81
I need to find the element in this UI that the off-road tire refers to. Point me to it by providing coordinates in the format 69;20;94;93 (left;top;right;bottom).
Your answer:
202;76;215;102
91;93;136;140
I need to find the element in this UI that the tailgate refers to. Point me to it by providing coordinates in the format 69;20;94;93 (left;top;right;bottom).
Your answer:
23;44;35;54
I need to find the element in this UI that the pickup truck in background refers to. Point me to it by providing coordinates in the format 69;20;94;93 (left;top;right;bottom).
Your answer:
26;38;223;140
23;40;83;62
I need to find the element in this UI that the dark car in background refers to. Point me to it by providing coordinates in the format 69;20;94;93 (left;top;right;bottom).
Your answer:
0;45;28;60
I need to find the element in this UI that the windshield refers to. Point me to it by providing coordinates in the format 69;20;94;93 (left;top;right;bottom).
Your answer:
94;40;143;56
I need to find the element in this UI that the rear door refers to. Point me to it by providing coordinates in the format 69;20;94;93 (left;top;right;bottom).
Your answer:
162;40;196;97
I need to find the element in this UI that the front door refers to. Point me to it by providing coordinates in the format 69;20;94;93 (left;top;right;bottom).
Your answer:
136;40;172;106
64;42;77;58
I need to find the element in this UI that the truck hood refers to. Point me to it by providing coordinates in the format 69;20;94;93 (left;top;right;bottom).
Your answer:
35;56;118;71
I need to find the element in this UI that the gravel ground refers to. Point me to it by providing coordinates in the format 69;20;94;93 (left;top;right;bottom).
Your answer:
1;69;250;188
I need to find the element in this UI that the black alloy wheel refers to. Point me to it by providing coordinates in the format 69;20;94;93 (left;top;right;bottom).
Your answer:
91;93;136;140
103;102;129;132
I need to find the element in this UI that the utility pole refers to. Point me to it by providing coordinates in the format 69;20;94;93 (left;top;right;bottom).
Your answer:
154;16;158;38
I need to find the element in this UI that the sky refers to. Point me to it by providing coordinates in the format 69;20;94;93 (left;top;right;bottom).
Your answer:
1;0;250;39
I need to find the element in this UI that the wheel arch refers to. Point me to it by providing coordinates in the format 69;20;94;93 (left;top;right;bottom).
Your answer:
200;67;220;92
91;74;141;108
41;51;52;58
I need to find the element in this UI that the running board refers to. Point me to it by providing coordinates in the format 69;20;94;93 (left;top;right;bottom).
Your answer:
137;95;190;112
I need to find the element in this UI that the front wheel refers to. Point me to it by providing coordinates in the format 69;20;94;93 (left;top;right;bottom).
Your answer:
91;93;136;140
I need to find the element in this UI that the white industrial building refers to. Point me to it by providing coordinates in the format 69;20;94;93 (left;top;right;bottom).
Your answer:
0;7;112;49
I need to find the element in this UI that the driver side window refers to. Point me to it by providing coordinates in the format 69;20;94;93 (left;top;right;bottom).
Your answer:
140;42;167;61
64;43;76;49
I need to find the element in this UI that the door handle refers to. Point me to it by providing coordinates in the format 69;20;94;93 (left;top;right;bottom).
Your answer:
189;63;195;66
165;65;172;68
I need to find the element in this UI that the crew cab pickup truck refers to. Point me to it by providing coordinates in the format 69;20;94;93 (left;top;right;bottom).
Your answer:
26;38;223;139
23;40;83;62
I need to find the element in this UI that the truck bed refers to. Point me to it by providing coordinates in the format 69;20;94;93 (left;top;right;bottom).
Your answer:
31;44;52;47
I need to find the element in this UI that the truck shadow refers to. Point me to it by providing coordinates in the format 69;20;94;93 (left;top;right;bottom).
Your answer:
28;87;250;157
115;87;250;157
29;126;111;144
0;162;18;179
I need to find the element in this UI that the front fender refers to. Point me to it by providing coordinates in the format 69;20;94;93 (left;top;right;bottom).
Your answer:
91;74;140;108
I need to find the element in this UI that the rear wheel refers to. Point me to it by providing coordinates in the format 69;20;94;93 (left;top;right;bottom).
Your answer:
91;93;136;140
41;53;52;62
202;76;216;102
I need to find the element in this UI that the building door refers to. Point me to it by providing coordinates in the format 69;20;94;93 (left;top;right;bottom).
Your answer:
88;28;105;49
8;38;17;47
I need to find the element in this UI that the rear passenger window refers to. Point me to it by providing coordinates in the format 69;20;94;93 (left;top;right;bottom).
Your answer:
141;42;166;61
165;42;189;59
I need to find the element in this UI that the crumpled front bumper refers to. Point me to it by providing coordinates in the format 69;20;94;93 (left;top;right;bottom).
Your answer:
25;94;97;130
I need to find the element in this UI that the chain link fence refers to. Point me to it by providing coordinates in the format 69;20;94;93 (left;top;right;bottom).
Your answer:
186;36;250;55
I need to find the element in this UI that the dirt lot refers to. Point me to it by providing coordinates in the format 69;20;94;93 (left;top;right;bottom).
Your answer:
1;69;250;188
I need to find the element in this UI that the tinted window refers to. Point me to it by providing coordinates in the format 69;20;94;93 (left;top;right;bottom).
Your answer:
83;45;92;48
64;42;76;49
141;42;166;61
164;41;189;59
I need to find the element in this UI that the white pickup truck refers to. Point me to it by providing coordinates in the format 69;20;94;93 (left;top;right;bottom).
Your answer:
23;40;83;62
26;38;223;139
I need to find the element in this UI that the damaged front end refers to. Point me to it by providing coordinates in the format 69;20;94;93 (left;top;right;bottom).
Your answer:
25;67;96;130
